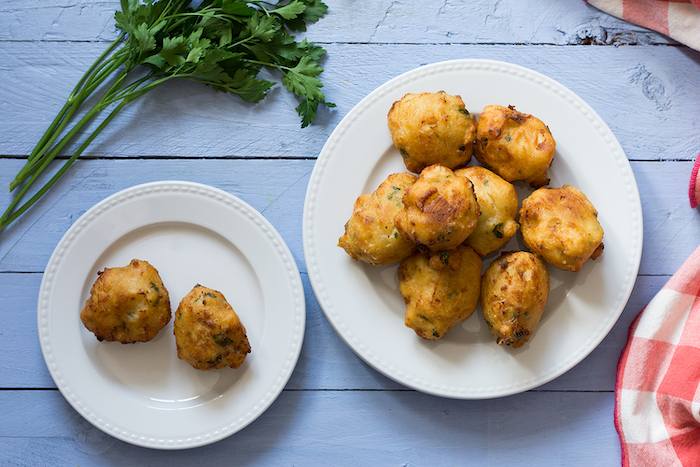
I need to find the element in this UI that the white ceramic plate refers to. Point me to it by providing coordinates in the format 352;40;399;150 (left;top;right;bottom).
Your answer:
38;181;305;448
303;59;643;399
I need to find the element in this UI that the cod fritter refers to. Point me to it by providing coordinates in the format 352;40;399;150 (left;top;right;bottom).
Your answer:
481;251;550;348
80;259;171;343
519;185;604;272
388;91;477;173
338;172;418;265
394;164;480;253
398;245;482;340
474;104;555;188
174;285;251;370
455;166;519;256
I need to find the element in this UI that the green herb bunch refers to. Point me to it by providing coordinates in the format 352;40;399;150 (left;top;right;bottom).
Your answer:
1;0;333;233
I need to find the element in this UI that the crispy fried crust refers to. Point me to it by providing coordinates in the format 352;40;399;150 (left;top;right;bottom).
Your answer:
174;285;251;370
481;251;550;348
338;172;418;265
388;91;477;173
399;245;482;340
455;166;519;256
394;164;480;253
474;104;555;188
519;185;604;272
80;259;171;343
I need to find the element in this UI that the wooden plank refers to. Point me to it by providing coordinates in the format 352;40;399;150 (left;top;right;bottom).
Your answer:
0;389;620;465
1;43;699;161
0;159;312;274
0;0;673;45
2;1;695;464
635;161;700;275
291;274;665;392
0;273;54;388
1;159;698;276
0;269;671;392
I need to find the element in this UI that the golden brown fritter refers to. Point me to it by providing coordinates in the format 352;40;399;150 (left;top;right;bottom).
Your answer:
481;251;550;348
519;185;604;272
387;91;477;173
174;285;251;370
394;164;480;253
338;172;418;265
399;245;482;340
474;104;555;188
455;166;519;256
80;259;171;343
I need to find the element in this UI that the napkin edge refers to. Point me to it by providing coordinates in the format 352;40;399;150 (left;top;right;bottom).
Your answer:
690;155;700;209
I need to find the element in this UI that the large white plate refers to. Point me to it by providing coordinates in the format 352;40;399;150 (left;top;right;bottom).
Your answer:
38;181;305;448
303;59;643;399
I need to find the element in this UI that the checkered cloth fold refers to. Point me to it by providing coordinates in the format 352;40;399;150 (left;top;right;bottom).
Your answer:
585;0;700;50
615;245;700;466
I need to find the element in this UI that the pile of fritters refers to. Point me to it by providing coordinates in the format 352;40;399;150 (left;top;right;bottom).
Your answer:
338;91;605;348
81;259;250;371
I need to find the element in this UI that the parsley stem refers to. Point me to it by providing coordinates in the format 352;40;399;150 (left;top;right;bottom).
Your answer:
1;0;331;235
10;54;129;191
29;32;126;160
78;33;128;94
10;40;130;191
3;69;170;223
1;101;129;231
5;58;136;212
2;103;102;223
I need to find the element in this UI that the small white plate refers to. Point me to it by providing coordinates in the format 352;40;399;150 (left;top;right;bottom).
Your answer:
38;181;305;448
303;59;643;399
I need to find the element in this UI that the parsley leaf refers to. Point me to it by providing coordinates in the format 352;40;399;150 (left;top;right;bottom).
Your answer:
273;0;307;20
2;0;333;234
283;55;325;101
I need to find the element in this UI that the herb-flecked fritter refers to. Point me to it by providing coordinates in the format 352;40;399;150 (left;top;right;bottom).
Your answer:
174;285;251;371
481;251;550;348
474;104;555;188
519;185;604;272
455;166;519;256
80;259;171;343
398;245;482;340
394;164;480;253
388;91;477;173
338;172;418;265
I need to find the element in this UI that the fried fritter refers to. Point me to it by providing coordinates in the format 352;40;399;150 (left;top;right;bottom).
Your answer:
80;259;171;343
455;166;519;256
394;164;480;253
174;285;251;370
338;172;418;265
474;104;555;188
399;245;482;340
388;91;477;173
481;251;550;348
519;185;604;272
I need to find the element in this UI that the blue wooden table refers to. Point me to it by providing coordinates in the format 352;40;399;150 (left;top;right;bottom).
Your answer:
2;1;700;464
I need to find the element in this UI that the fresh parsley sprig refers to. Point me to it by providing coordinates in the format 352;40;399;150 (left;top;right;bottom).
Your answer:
1;0;333;233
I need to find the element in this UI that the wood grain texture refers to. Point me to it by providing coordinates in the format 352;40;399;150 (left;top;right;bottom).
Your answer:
0;0;675;45
2;0;699;464
1;43;699;161
0;257;677;391
1;159;698;276
0;390;620;465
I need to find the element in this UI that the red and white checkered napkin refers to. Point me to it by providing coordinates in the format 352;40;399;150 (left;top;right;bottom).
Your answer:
585;0;700;50
615;245;700;466
691;157;700;209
